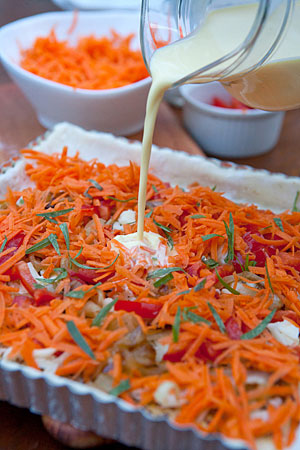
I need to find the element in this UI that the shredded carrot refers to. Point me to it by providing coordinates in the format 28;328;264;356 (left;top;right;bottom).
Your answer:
20;28;149;90
1;147;300;450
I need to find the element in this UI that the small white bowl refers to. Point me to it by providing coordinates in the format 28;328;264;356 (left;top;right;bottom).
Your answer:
180;82;285;158
0;11;151;134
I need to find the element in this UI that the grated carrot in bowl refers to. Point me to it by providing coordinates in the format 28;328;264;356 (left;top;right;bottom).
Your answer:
1;148;300;449
20;29;149;90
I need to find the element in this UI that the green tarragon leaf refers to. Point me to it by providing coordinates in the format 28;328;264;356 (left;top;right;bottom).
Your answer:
273;217;284;232
224;212;234;262
66;281;102;299
0;235;7;254
265;262;274;294
201;256;219;269
109;379;130;397
26;233;60;255
183;307;211;326
190;214;206;219
67;320;95;359
36;268;68;284
172;306;181;342
241;309;276;340
48;233;61;256
92;298;118;327
107;196;136;203
153;272;174;288
59;223;70;250
153;218;171;234
201;233;223;242
194;278;206;292
36;208;74;224
215;269;240;295
147;267;186;280
207;302;226;334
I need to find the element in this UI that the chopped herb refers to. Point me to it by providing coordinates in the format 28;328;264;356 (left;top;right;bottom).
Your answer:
273;217;284;232
83;188;93;200
243;255;256;271
92;298;118;327
152;184;158;193
152;218;174;249
201;256;219;269
109;379;130;397
84;179;103;199
67;320;95;359
89;179;103;191
172;306;181;342
16;197;24;206
26;233;59;255
211;185;217;191
147;267;186;280
107;196;136;203
153;273;174;288
59;223;70;250
177;289;191;296
71;253;119;271
292;191;299;212
48;233;61;256
261;226;272;232
166;233;174;250
0;235;7;254
66;281;102;299
240;309;276;340
36;208;74;224
34;283;46;290
215;270;240;295
153;218;171;234
36;268;68;284
190;214;206;219
201;234;223;242
183;307;211;326
243;254;250;271
194;278;206;292
145;209;153;218
207;302;226;333
224;213;234;262
265;262;274;294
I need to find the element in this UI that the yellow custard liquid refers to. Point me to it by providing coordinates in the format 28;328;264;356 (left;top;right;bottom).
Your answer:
136;1;300;240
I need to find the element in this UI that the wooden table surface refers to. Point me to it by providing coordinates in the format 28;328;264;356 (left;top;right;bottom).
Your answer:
0;2;300;450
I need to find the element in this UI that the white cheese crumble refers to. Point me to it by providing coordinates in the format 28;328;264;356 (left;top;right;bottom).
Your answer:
267;319;299;347
154;381;183;408
33;348;68;374
112;210;136;231
153;342;169;363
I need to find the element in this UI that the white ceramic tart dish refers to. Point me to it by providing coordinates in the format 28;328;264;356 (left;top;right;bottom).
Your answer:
1;123;300;450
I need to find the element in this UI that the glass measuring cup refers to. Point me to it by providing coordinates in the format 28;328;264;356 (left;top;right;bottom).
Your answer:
140;0;300;110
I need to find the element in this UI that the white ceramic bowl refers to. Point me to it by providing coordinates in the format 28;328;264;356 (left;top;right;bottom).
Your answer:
0;11;151;134
180;82;285;158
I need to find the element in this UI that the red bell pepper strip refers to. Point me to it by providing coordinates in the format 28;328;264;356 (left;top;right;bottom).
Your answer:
33;289;57;306
115;300;162;319
14;261;57;306
15;261;36;297
0;232;25;267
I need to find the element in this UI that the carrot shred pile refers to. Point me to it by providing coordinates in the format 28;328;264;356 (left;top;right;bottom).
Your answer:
20;29;149;90
1;148;300;450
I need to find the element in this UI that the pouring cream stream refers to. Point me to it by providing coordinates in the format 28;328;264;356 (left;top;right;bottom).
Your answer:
134;1;300;241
